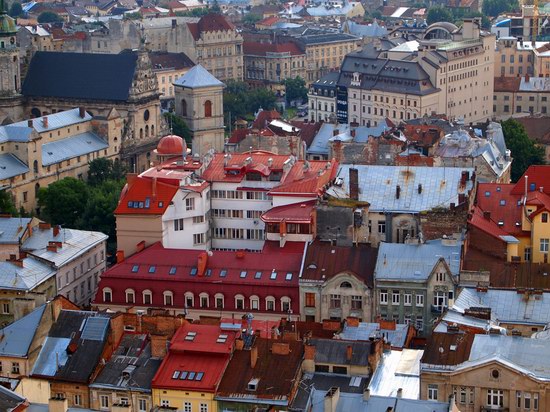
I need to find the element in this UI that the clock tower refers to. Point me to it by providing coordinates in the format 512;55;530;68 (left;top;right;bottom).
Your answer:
0;0;24;124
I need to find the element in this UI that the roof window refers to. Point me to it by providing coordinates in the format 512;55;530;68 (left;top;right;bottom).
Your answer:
216;334;228;343
206;269;212;277
254;271;262;279
195;372;204;381
148;266;156;273
190;267;198;276
220;269;227;277
158;201;164;208
285;273;293;281
184;331;197;341
179;371;188;380
188;372;196;380
131;265;139;273
484;191;490;197
169;266;177;275
145;197;151;208
240;271;247;278
172;371;180;379
500;200;506;206
270;270;277;280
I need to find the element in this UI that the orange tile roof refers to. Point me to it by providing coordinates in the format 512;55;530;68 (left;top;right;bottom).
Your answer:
114;176;179;215
269;159;338;196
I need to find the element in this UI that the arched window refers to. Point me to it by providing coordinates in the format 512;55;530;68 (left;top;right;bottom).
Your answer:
185;292;194;308
33;160;38;173
31;108;41;118
145;125;149;138
235;294;245;310
340;281;352;288
139;128;143;139
249;295;259;310
142;289;152;305
265;296;275;311
181;99;188;116
215;293;224;309
204;100;212;118
199;292;209;308
103;287;112;303
151;125;155;136
125;288;135;304
163;291;173;306
34;183;40;197
281;296;291;312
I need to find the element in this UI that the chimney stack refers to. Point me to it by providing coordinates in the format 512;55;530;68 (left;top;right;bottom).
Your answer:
396;185;401;199
79;107;86;118
53;225;60;237
250;344;258;368
363;388;370;401
346;345;353;362
349;168;359;201
42;117;48;128
27;119;33;128
116;250;125;264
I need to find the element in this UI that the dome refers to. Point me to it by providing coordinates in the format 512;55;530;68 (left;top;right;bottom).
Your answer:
0;11;17;37
155;134;187;155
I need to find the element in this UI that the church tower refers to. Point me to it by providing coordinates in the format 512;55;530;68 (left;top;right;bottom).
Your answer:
0;0;24;124
173;65;225;155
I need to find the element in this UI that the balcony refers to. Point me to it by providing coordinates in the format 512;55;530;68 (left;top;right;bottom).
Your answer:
431;304;447;314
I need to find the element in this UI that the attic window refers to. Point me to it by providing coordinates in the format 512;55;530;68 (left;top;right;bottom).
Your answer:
169;266;177;275
270;271;277;280
449;344;457;351
188;372;196;380
484;191;490;197
496;187;501;192
148;266;156;273
158;201;164;208
195;372;204;381
172;371;180;379
530;183;536;191
285;273;293;281
131;265;139;273
254;271;262;279
248;378;259;391
179;371;188;380
220;269;227;277
184;331;196;341
240;271;247;278
500;200;506;206
145;197;151;208
205;269;212;277
190;267;198;276
217;334;228;343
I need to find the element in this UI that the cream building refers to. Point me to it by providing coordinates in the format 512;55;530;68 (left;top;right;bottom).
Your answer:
493;75;550;118
534;43;550;77
150;51;194;101
494;37;544;77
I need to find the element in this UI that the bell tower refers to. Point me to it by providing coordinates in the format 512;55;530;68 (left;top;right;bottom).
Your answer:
174;64;225;156
0;0;23;124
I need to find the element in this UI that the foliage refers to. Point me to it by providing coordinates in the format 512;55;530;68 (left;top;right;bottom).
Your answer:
426;7;453;25
8;2;23;18
223;80;277;121
501;119;545;182
482;0;518;17
124;12;143;20
87;158;127;187
164;112;192;145
0;191;17;216
242;13;261;25
284;77;308;104
38;178;89;227
37;11;63;23
175;7;209;17
210;0;221;13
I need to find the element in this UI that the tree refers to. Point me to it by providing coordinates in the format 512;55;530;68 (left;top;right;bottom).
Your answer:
482;0;518;17
124;12;143;20
87;158;127;187
9;2;23;18
223;80;277;122
502;119;546;182
0;191;17;216
284;77;308;104
242;13;261;25
210;0;221;13
426;7;453;25
37;11;63;23
164;112;192;145
38;178;88;227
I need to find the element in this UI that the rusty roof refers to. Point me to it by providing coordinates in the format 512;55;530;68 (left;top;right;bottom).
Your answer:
420;331;475;366
515;117;550;145
494;76;521;92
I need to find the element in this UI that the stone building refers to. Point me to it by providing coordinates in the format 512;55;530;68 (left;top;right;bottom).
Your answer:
493;75;550;118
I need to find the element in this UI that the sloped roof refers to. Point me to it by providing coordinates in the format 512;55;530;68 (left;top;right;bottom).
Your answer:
114;176;179;215
22;51;138;101
0;217;32;245
511;165;550;195
0;257;56;291
42;131;108;166
149;51;195;70
261;200;315;223
10;108;92;133
0;304;46;357
368;349;423;398
173;64;224;89
0;153;30;180
310;338;372;366
243;41;304;56
421;331;475;367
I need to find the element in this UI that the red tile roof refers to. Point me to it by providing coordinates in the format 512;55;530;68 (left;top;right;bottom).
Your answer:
511;165;550;195
193;13;234;39
114;176;178;215
494;76;521;93
228;128;248;144
152;324;235;392
515;117;550;145
261;200;315;223
201;151;287;183
268;160;338;197
471;183;522;237
253;110;281;129
290;121;322;147
256;15;280;26
243;41;304;57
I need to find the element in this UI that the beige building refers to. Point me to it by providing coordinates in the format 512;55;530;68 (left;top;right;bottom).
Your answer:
493;75;550;118
150;51;194;101
0;108;120;213
494;37;544;77
421;334;550;411
534;43;550;77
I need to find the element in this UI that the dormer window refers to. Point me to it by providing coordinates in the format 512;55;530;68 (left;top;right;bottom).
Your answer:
246;172;262;181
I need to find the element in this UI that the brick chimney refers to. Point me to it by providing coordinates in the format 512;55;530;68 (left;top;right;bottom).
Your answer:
116;250;125;264
150;334;169;358
27;119;33;128
42;117;48;128
250;344;258;368
136;240;146;254
272;342;290;355
49;395;68;412
304;344;315;360
47;242;58;253
79;107;86;118
349;168;359;201
346;345;353;362
53;225;60;237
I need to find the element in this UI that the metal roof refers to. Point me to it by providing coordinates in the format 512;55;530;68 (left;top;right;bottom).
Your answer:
367;349;423;399
0;304;46;357
0;258;56;291
81;317;110;341
0;126;33;144
0;217;32;245
0;153;30;180
31;337;71;376
173;64;224;89
23;226;108;268
327;165;474;213
311;338;372;367
9;108;92;134
338;322;409;348
41;131;108;166
375;239;461;281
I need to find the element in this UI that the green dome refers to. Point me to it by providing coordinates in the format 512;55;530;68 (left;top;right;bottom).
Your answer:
0;12;17;36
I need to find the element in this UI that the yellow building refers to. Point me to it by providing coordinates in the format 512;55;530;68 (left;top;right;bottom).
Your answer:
151;324;237;411
150;51;195;101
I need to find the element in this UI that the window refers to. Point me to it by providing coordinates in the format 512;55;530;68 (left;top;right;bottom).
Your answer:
74;394;82;406
543;213;548;223
185;293;194;308
487;389;503;407
11;362;19;374
378;221;386;234
174;218;184;231
517;391;522;408
404;293;412;306
100;395;109;409
186;197;195;211
193;215;204;224
200;404;208;412
380;290;388;305
103;288;112;303
143;290;152;305
194;233;205;245
161;400;170;407
184;402;192;412
330;294;341;308
163;291;173;306
250;296;259;310
281;297;291;312
525;393;531;409
433;291;447;311
125;289;135;304
416;316;424;331
204;100;212;117
1;303;9;314
428;384;438;401
534;393;539;410
138;399;148;411
541;238;549;252
524;246;532;261
266;296;275;311
351;295;362;309
459;387;466;404
215;293;224;309
235;295;244;310
392;291;400;305
416;294;424;307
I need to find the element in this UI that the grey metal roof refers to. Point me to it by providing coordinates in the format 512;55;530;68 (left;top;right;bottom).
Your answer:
312;71;339;88
345;20;387;38
464;334;550;380
327;165;474;213
173;64;224;89
0;217;32;245
32;336;71;376
0;153;30;180
0;385;27;411
80;316;110;341
311;338;372;367
9;108;92;133
375;239;462;281
0;258;56;291
0;304;46;357
0;126;33;144
367;349;423;399
41;131;108;166
450;287;550;326
23;226;108;268
338;322;409;348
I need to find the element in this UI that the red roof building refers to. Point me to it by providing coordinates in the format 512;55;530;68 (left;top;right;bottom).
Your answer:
94;241;304;321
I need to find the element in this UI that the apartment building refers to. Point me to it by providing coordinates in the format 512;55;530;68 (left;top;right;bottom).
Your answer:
150;51;194;101
494;37;544;77
308;71;338;122
494;75;550;118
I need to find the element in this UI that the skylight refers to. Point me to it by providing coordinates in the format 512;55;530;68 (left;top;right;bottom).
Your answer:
270;271;277;280
188;372;196;380
172;371;180;379
169;266;177;275
148;266;156;274
131;265;139;273
240;271;247;278
190;267;198;276
285;273;293;281
179;371;188;380
220;269;227;277
254;271;262;279
195;372;204;381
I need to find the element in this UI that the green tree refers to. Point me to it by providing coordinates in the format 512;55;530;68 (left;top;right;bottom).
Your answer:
164;112;192;145
502;119;546;182
210;0;221;13
0;190;17;216
284;76;308;104
8;2;23;18
37;11;63;23
242;13;261;25
175;7;209;17
426;7;453;25
223;80;277;122
38;178;88;227
482;0;518;17
87;158;127;187
124;12;143;20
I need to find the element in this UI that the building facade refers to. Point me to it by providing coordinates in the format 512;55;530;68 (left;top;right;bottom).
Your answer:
494;75;550;118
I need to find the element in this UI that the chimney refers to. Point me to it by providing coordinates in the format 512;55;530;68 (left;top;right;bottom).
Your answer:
136;240;146;253
53;225;60;237
172;18;177;28
47;242;58;253
39;222;51;230
349;168;359;201
396;388;403;398
79;107;86;118
350;129;356;138
116;250;125;263
483;211;491;220
48;395;68;412
27;119;33;128
272;342;290;355
235;338;244;350
197;251;208;277
525;73;530;83
150;334;169;358
324;387;340;412
304;344;315;360
363;388;370;401
346;345;353;362
250;344;258;368
42;116;48;128
396;185;401;199
333;128;339;137
418;183;422;194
